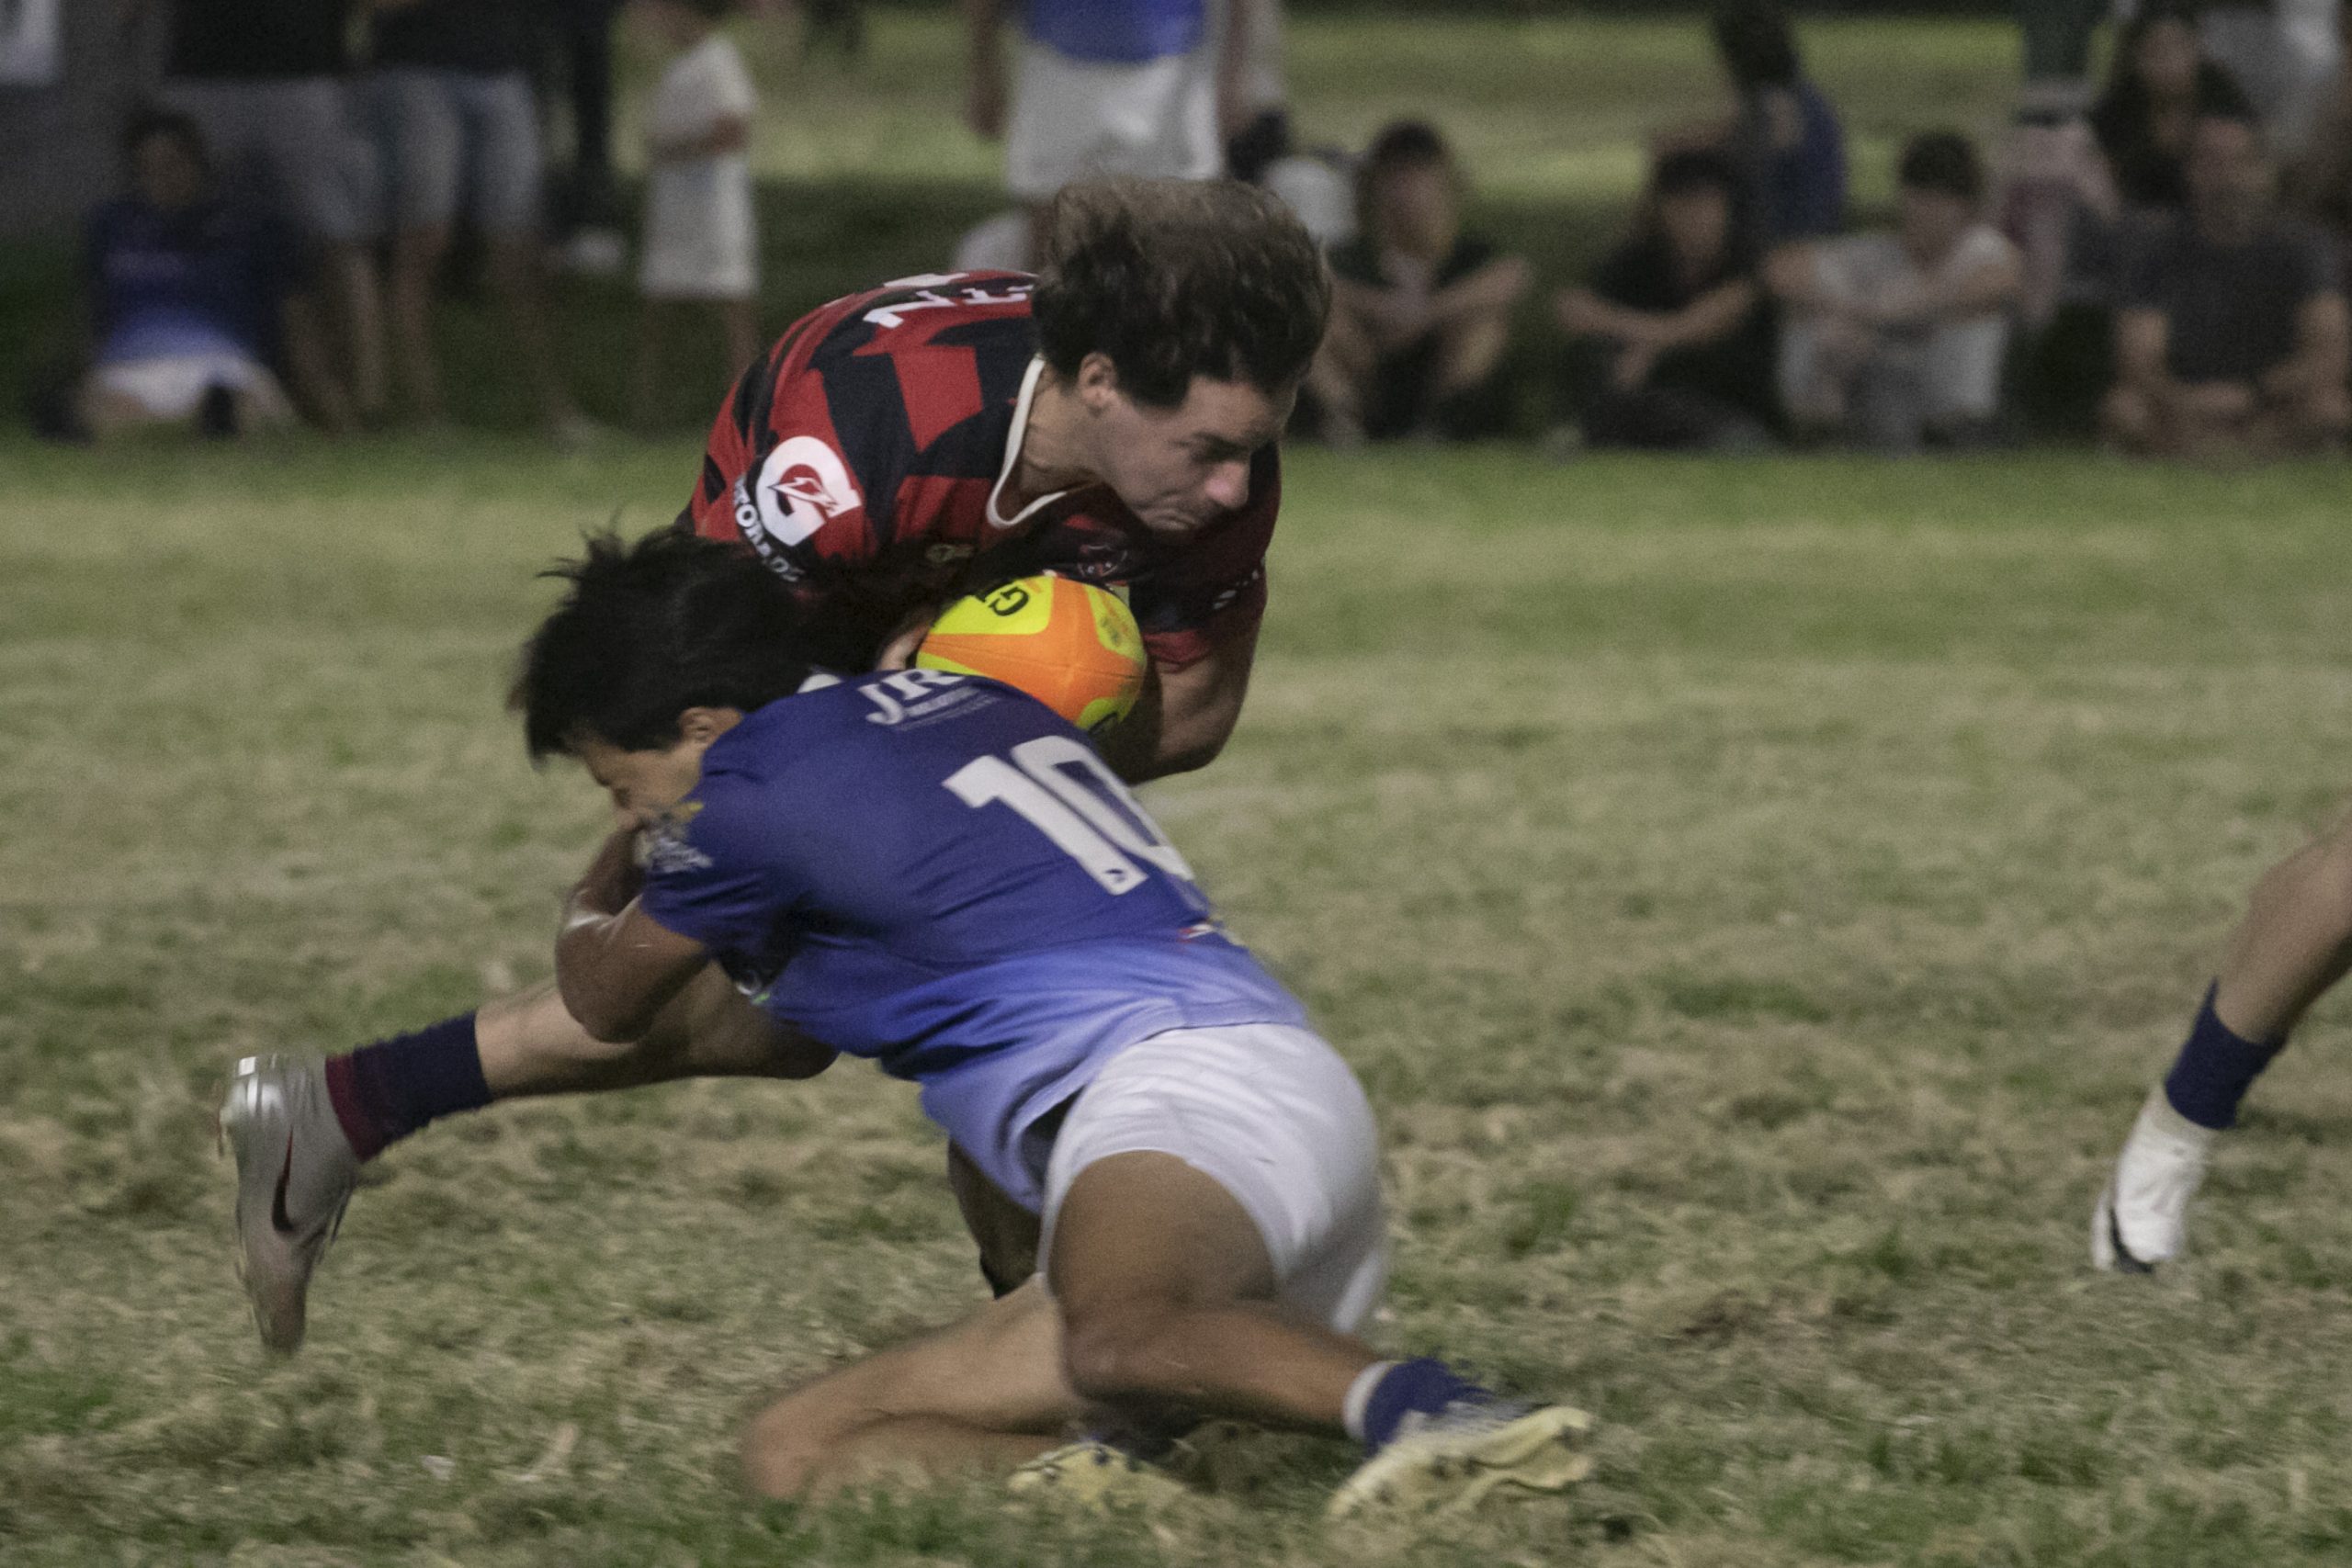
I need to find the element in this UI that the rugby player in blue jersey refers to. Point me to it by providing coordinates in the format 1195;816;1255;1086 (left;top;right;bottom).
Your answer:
220;176;1331;1336
232;532;1591;1513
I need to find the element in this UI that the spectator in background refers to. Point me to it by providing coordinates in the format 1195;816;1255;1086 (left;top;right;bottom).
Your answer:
74;112;338;440
630;0;761;429
1224;0;1288;183
2092;5;2255;213
542;0;629;276
140;0;379;424
1556;149;1777;452
1306;121;1530;445
962;0;1232;265
1770;130;2022;450
371;0;593;439
1663;1;1845;245
2193;0;2342;162
2103;107;2349;457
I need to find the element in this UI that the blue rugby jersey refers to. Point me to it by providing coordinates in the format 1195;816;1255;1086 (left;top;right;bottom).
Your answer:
637;670;1306;1209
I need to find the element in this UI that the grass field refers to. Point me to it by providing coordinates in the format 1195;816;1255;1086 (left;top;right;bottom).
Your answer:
14;11;2352;1568
10;434;2352;1566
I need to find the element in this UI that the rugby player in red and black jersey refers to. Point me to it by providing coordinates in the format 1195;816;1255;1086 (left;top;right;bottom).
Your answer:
684;180;1320;782
220;177;1333;1350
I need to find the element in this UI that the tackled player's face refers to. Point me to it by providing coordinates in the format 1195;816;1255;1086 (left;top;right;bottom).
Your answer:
1083;366;1293;536
571;708;740;829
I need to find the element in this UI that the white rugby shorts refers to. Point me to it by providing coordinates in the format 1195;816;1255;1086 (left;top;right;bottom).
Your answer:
1003;37;1222;201
1039;1022;1387;1335
95;352;293;422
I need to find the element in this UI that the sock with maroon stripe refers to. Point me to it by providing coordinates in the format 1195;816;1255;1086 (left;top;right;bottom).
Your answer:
322;1012;489;1161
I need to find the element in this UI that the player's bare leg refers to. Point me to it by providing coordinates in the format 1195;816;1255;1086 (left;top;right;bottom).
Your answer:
2096;812;2352;1269
2211;816;2352;1043
1047;1152;1369;1429
630;299;673;432
387;222;452;423
718;298;760;387
741;1281;1078;1499
484;235;588;440
327;241;388;423
221;968;828;1350
1306;301;1376;445
475;965;833;1097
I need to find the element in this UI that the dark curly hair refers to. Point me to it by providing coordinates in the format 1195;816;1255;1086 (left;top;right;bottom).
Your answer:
1031;177;1330;409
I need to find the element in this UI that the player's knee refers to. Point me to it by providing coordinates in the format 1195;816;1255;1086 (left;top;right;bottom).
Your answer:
741;1392;846;1500
2099;387;2150;446
2308;385;2351;434
1056;1298;1179;1407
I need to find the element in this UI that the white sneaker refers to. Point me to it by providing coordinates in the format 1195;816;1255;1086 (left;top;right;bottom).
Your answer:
2092;1086;2218;1272
1328;1399;1592;1518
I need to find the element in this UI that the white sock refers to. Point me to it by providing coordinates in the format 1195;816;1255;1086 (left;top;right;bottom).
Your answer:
1341;1359;1396;1444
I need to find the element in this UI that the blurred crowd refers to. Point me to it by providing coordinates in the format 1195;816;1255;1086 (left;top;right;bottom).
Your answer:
44;0;2352;463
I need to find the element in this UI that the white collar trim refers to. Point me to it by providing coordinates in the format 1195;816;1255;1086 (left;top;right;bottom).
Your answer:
988;357;1075;530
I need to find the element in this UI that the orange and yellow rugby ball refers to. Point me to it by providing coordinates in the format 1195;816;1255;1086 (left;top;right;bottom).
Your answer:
915;575;1147;732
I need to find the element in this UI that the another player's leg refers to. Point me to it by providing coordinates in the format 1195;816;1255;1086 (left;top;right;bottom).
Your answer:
220;967;827;1349
1045;1147;1589;1517
2095;815;2352;1269
741;1280;1080;1500
718;298;761;387
1034;1025;1589;1515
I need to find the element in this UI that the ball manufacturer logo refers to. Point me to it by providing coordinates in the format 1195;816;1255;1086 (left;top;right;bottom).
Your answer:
753;436;863;548
984;583;1032;617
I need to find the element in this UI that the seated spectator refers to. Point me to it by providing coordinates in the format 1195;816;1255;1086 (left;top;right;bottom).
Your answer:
74;111;335;440
1306;121;1530;444
1769;130;2022;450
629;0;760;430
1660;1;1845;245
145;0;381;423
1555;150;1777;452
2091;4;2255;213
2103;107;2350;457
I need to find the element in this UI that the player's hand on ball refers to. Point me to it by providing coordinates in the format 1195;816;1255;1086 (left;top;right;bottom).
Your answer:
875;604;944;671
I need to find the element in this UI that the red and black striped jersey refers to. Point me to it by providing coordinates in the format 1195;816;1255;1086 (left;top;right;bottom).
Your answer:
682;271;1278;672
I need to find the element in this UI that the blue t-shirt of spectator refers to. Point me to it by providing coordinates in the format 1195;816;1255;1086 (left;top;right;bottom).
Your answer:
1750;79;1847;242
84;197;296;366
1025;0;1204;65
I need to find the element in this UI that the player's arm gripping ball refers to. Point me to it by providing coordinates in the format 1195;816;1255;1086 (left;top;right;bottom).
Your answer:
915;575;1147;732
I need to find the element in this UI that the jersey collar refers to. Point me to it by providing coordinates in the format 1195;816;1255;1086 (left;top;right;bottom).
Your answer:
988;357;1078;530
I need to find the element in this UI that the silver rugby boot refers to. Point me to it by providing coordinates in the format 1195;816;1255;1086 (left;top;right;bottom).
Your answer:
218;1055;360;1351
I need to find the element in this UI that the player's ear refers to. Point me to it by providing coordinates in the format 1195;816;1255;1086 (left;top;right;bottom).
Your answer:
1075;353;1124;411
677;706;744;749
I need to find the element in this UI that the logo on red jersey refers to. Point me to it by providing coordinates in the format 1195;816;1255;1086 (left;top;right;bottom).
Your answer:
753;435;864;550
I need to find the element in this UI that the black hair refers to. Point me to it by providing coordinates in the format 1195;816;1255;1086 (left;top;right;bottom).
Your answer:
511;530;816;761
122;107;210;174
1711;2;1800;91
2094;6;2253;130
1363;118;1452;176
1896;130;1984;202
1653;148;1739;200
1031;175;1331;408
1351;118;1462;244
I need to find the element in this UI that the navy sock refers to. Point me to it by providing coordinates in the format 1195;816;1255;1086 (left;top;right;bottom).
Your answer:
1359;1358;1489;1453
2161;983;2286;1131
323;1012;489;1160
